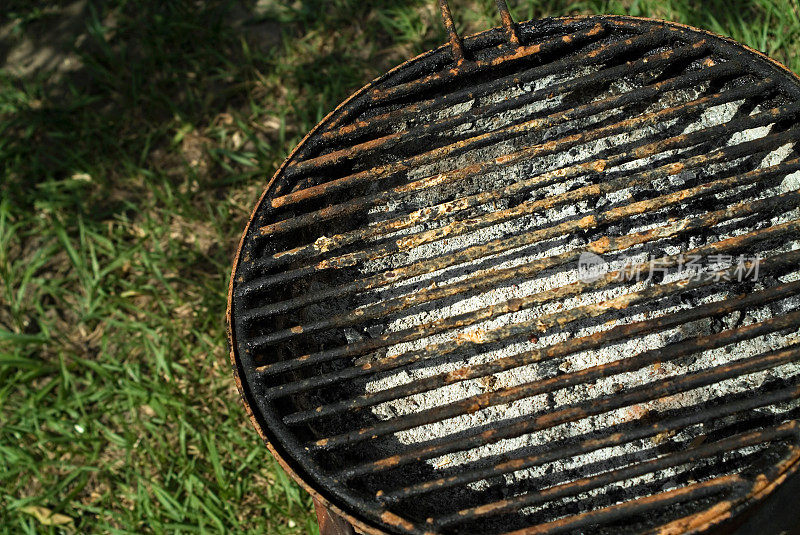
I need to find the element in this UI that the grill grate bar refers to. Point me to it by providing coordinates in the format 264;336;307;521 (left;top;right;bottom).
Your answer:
248;150;800;357
365;23;634;108
250;75;769;298
262;33;700;222
380;382;800;501
501;475;745;535
286;41;710;180
335;315;800;475
434;421;799;528
256;63;746;276
242;115;800;314
317;23;610;145
651;445;800;535
258;201;800;387
272;213;800;407
380;322;800;506
312;262;800;450
253;86;784;247
274;238;800;410
285;273;800;424
337;278;800;478
274;35;700;211
262;217;800;398
252;163;797;353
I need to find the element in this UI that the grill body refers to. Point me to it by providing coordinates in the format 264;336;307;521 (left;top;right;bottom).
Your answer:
227;14;800;535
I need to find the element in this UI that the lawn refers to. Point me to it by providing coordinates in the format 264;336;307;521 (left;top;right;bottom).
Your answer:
1;0;798;533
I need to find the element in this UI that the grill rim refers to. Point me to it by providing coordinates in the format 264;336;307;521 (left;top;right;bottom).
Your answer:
225;14;800;535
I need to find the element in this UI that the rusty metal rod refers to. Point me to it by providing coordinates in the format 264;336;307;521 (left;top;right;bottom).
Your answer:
495;0;520;45
262;188;798;380
242;117;799;310
267;95;787;235
314;24;634;150
264;189;796;354
287;40;711;180
256;63;748;274
252;80;773;294
242;123;800;320
501;476;744;535
311;270;800;449
335;342;800;476
265;226;800;400
433;421;799;527
256;76;770;245
439;0;465;63
280;38;704;201
336;279;800;478
379;382;800;500
283;242;800;421
318;22;610;139
257;63;740;276
284;27;664;201
255;174;800;373
366;24;660;113
653;445;800;535
259;63;744;269
262;218;800;398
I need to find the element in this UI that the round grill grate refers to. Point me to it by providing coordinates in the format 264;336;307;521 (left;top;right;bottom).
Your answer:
228;14;800;535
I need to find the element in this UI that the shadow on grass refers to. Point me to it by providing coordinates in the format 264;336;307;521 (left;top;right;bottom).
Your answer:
0;2;285;214
0;0;440;218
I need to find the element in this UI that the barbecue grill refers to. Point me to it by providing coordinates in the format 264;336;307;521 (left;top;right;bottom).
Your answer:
226;3;800;534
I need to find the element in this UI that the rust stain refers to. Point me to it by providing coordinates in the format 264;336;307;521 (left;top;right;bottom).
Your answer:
380;511;416;531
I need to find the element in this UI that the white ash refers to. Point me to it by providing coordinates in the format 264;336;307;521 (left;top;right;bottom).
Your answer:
329;65;800;509
369;66;677;225
362;98;694;295
515;441;773;520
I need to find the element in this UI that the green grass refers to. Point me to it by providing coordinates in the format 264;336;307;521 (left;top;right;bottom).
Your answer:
1;0;798;533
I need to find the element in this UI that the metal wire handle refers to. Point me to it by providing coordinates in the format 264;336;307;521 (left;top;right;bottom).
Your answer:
439;0;519;63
